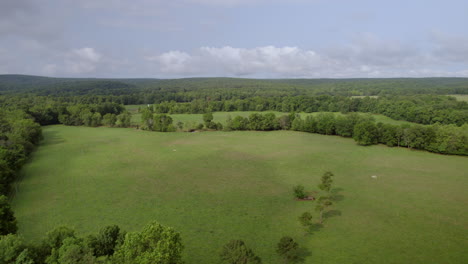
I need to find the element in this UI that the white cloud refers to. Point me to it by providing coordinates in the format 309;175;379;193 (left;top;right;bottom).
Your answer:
147;42;468;78
64;48;102;74
149;46;325;77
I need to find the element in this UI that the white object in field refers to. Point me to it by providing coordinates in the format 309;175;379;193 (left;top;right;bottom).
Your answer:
371;175;377;179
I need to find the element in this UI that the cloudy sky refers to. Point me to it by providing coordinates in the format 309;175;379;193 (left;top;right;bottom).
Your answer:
1;0;467;78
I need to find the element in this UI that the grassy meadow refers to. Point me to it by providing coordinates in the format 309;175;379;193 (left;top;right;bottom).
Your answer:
448;94;468;102
11;125;468;263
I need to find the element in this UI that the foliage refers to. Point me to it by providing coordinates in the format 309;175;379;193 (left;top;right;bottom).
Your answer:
293;185;307;199
0;195;17;235
220;240;262;264
86;225;124;257
353;121;379;146
276;236;301;264
113;221;183;264
0;234;26;264
298;212;313;227
318;171;334;193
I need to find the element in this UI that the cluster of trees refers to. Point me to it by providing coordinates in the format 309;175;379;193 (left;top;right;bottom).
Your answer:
298;172;336;230
57;104;131;128
0;96;131;128
0;221;183;264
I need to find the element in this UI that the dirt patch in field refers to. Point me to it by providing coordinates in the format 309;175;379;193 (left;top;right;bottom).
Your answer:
295;196;315;201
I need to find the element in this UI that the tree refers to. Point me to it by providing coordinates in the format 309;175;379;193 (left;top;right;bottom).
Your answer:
276;236;300;264
353;121;378;145
52;237;95;264
293;185;307;199
0;195;17;235
140;107;153;130
0;234;26;263
113;221;183;264
298;212;312;227
153;114;175;132
116;112;132;128
315;196;333;224
102;113;117;127
203;112;214;124
318;171;333;193
220;240;262;264
86;225;124;257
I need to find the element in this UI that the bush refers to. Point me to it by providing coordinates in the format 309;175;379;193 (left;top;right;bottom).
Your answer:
293;185;307;199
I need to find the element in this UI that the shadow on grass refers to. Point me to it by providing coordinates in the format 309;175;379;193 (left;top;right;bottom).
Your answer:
295;247;312;263
40;129;65;146
323;209;342;219
305;223;323;236
331;187;344;202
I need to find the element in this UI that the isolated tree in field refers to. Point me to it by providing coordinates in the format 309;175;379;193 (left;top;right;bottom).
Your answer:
140;107;153;130
298;212;313;227
293;185;307;199
0;195;17;235
318;171;334;193
276;236;301;264
220;240;262;264
315;196;333;224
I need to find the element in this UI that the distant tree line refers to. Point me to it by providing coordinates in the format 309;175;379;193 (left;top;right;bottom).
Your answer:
2;75;468;99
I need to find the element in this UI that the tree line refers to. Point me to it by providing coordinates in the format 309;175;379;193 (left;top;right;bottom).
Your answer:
0;109;42;233
1;220;308;264
143;110;467;156
0;221;183;264
150;95;467;126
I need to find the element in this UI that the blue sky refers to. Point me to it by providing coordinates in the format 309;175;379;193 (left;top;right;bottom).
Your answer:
0;0;467;78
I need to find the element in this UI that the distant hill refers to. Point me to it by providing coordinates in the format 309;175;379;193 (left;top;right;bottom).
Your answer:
1;74;467;96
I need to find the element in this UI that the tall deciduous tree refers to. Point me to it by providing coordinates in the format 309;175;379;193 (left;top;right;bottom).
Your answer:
113;221;183;264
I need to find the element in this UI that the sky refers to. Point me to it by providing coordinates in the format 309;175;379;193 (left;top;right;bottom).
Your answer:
0;0;467;78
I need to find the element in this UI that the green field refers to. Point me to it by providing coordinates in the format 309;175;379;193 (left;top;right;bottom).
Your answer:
448;94;468;102
12;126;468;263
125;105;412;127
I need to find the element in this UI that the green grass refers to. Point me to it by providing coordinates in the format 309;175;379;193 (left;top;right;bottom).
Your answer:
12;126;468;264
447;94;468;102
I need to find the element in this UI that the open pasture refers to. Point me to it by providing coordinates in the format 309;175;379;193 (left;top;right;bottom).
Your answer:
12;126;468;263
